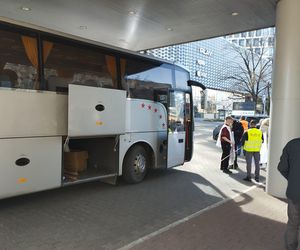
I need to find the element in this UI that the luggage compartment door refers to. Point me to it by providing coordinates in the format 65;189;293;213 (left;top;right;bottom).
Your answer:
68;84;126;137
0;137;62;199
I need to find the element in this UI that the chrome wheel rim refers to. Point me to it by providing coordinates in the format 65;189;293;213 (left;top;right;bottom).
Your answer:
134;154;146;174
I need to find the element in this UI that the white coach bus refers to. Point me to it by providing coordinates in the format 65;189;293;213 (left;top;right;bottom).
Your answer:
0;19;204;199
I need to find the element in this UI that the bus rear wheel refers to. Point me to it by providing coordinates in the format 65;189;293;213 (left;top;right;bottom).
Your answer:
123;145;148;184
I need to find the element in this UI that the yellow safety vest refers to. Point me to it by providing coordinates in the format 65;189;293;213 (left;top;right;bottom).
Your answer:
244;128;263;152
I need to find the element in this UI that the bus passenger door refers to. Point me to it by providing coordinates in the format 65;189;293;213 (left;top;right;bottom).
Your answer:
167;91;186;167
184;93;193;161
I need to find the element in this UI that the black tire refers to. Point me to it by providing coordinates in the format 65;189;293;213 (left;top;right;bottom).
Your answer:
123;145;148;184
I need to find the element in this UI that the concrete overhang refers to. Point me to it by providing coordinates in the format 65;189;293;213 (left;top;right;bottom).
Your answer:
0;0;276;51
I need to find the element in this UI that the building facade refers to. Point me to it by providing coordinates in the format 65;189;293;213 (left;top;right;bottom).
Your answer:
143;27;274;118
225;27;275;59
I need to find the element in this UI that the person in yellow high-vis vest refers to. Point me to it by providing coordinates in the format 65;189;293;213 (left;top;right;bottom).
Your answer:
241;120;264;182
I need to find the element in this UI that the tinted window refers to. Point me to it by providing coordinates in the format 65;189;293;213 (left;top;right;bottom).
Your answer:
169;91;185;132
239;39;245;46
121;57;172;100
246;39;252;47
253;38;259;46
256;30;262;36
268;37;274;46
0;29;39;89
174;66;189;90
185;93;191;121
43;40;117;92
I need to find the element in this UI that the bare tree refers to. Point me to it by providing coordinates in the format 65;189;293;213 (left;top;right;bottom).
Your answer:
222;40;273;113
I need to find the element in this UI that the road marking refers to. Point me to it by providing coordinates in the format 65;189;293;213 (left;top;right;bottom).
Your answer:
118;185;257;250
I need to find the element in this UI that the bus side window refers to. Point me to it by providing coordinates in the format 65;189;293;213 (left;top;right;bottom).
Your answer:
0;30;39;90
0;69;18;88
120;56;173;101
47;75;69;92
43;40;117;91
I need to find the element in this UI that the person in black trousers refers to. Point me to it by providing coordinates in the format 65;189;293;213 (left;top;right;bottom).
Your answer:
278;138;300;250
230;119;244;169
219;116;234;174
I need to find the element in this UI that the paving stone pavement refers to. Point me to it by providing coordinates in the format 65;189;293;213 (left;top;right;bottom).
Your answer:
0;121;278;250
128;186;288;250
0;169;224;250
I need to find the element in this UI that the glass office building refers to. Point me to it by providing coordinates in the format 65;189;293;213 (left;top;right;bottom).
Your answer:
225;27;275;59
143;27;274;118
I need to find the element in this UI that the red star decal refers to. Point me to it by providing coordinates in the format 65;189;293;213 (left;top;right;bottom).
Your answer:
141;103;145;108
159;115;162;119
148;105;151;110
154;108;158;113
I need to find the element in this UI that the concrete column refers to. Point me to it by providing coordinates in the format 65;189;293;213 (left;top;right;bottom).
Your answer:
267;0;300;197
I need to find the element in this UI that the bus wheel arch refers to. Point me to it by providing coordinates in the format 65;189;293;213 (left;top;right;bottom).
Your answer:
122;142;155;184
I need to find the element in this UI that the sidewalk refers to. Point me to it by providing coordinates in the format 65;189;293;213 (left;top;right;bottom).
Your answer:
125;186;288;250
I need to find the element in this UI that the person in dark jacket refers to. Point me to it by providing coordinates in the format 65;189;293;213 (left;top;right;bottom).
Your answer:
278;138;300;250
230;119;244;169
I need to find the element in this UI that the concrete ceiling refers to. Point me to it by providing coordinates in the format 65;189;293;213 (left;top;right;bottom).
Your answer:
0;0;276;51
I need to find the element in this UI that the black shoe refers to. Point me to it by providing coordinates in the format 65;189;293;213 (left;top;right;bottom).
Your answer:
255;177;259;182
243;177;251;182
223;169;232;174
233;164;239;169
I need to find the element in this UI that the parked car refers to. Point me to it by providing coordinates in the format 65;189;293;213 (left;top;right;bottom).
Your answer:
236;115;268;125
212;115;269;140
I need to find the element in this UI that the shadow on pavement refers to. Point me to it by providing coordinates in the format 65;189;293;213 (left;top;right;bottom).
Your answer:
130;187;287;250
0;168;231;250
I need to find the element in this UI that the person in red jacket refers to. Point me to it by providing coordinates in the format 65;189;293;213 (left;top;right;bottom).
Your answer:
217;116;234;174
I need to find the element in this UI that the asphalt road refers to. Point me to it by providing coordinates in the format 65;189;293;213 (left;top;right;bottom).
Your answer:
0;120;264;250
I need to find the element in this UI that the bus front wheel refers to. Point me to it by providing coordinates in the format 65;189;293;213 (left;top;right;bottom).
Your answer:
123;145;148;184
